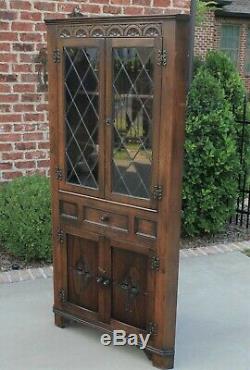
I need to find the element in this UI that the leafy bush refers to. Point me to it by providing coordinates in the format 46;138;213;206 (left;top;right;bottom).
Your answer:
0;175;52;262
202;51;245;117
182;69;240;236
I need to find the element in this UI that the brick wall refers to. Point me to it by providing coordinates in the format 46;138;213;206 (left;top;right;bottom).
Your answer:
0;0;190;182
194;11;215;59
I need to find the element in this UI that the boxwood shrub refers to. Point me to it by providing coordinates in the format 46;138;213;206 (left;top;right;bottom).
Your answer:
0;175;52;262
182;69;241;236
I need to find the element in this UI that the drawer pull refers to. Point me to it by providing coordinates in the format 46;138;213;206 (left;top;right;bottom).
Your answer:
100;214;110;222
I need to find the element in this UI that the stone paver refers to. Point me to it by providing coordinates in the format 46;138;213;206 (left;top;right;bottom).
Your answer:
0;241;249;284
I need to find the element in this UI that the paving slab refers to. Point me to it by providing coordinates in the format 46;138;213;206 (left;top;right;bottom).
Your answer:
0;251;249;370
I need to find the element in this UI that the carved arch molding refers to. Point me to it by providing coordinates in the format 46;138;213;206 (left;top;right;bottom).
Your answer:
57;23;162;38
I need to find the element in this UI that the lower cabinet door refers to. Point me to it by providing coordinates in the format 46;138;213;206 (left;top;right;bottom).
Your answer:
66;234;99;312
111;244;154;331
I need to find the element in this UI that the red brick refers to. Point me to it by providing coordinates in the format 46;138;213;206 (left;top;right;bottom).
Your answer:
25;150;46;159
19;54;34;63
0;64;9;73
13;43;34;52
0;124;12;132
20;12;41;21
0;21;10;30
10;1;32;10
132;0;151;5
0;114;21;122
13;64;33;73
0;1;6;9
37;160;50;168
103;5;122;14
0;43;10;51
0;133;22;142
35;23;46;32
15;142;36;150
0;74;17;82
173;0;190;8
0;84;11;93
153;0;171;6
24;113;44;121
0;104;11;112
0;53;17;63
124;6;144;14
14;104;34;112
15;161;36;169
0;143;12;151
21;74;37;83
2;152;24;160
36;104;48;112
20;33;42;43
34;2;56;11
0;94;18;103
2;171;22;180
38;141;50;149
111;0;130;4
23;132;44;141
0;162;12;170
11;22;34;32
0;11;17;20
21;94;41;102
0;32;18;41
82;4;101;13
14;84;35;93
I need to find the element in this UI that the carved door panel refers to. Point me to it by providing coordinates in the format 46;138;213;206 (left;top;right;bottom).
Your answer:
60;232;111;323
111;245;155;330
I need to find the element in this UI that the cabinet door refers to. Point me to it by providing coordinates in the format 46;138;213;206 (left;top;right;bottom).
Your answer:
111;243;155;331
57;38;105;197
59;232;111;324
105;38;162;209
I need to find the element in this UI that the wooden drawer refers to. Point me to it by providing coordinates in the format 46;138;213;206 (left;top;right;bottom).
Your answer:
83;207;129;232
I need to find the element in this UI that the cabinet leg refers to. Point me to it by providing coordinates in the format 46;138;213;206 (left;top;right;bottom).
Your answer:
151;354;174;369
55;313;66;328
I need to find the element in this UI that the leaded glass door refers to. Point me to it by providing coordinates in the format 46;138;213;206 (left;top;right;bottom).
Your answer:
105;38;162;209
57;38;105;197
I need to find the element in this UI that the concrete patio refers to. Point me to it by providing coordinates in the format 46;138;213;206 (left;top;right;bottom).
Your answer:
0;250;250;370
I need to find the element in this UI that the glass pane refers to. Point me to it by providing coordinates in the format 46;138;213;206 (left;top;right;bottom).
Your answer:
220;25;240;65
111;47;154;199
64;47;99;188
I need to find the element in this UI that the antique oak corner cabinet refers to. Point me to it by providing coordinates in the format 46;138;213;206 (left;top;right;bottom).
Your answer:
45;14;189;369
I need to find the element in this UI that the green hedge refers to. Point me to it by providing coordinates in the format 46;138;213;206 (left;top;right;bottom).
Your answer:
0;175;52;262
182;68;241;236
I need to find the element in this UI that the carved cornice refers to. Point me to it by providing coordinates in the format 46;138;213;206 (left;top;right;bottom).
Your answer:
57;23;162;38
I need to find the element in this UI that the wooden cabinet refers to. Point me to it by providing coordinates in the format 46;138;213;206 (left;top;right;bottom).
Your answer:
46;14;189;369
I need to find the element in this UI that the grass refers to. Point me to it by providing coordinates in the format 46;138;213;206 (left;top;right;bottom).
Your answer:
243;248;250;257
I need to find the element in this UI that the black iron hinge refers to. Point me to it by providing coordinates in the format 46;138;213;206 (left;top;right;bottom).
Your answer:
55;167;63;181
53;49;61;63
152;185;163;200
57;229;64;243
147;322;158;335
157;49;167;67
151;256;160;271
59;288;65;303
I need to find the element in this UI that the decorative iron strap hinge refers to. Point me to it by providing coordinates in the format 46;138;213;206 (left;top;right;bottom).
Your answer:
59;288;65;303
53;49;61;63
157;49;167;67
57;229;64;243
55;167;63;181
151;256;160;271
147;322;158;335
152;185;163;200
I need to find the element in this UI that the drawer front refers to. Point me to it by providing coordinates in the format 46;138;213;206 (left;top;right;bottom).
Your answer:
83;207;129;232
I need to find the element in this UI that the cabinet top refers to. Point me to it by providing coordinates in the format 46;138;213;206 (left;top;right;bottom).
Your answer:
45;14;189;26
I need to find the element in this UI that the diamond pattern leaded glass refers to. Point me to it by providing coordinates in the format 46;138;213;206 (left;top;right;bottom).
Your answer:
112;47;154;199
64;47;99;188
